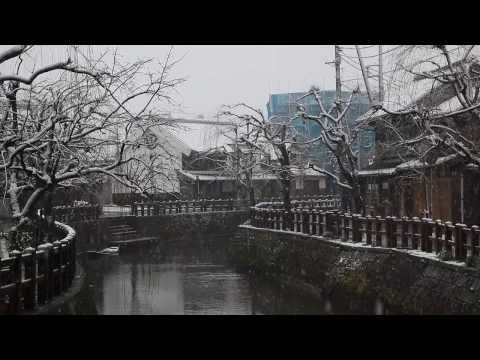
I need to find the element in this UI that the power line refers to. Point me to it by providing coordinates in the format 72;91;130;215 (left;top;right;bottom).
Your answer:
341;45;403;60
340;45;378;50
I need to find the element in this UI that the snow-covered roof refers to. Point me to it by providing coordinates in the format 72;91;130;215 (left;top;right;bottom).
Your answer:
179;168;326;182
178;170;277;181
358;154;460;177
148;126;191;155
357;167;396;176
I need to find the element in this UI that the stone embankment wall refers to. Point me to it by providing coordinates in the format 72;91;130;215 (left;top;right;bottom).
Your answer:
73;210;249;252
235;225;480;314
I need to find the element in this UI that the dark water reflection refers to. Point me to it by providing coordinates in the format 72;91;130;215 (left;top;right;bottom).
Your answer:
55;236;390;315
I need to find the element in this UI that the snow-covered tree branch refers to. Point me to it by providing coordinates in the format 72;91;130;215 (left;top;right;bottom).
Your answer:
372;45;480;174
296;86;366;213
1;45;184;240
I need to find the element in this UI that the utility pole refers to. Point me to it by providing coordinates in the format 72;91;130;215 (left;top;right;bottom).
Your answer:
378;45;384;104
325;46;343;113
355;45;373;105
335;45;342;113
234;125;240;201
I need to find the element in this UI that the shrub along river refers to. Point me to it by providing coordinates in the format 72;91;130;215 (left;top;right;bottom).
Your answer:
52;234;390;315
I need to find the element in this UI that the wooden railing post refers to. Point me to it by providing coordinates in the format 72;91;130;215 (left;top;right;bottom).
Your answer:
292;209;298;232
321;211;328;237
52;241;62;297
423;219;434;253
412;217;421;250
298;208;304;233
314;209;320;236
432;220;442;254
340;214;346;242
470;225;479;259
60;239;70;291
466;226;475;262
352;215;360;243
10;250;22;313
336;211;342;239
37;244;49;305
444;221;453;258
405;219;413;249
372;216;380;246
379;217;387;247
454;223;467;261
392;217;401;248
366;215;373;246
308;210;313;235
386;216;395;248
358;216;366;243
22;247;36;310
302;209;308;234
267;209;273;229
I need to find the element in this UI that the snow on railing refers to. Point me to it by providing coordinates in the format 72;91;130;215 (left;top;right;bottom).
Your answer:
250;204;480;266
0;219;77;314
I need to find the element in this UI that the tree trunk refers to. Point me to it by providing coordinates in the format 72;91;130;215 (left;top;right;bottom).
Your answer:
249;184;255;207
280;172;292;230
350;181;365;215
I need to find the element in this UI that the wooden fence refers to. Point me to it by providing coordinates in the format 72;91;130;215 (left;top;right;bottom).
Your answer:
131;198;241;216
0;220;76;314
51;204;101;223
250;203;480;265
131;195;341;217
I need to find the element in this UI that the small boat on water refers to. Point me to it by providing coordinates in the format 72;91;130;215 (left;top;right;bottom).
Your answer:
85;246;120;259
99;246;120;255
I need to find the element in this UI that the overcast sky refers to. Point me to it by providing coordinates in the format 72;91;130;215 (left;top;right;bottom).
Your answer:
114;45;339;150
0;45;383;150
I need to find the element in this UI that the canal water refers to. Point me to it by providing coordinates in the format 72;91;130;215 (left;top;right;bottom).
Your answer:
54;235;390;315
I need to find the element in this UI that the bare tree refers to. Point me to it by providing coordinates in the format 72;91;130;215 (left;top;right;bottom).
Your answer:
0;45;183;239
370;45;480;169
295;86;366;213
219;103;310;226
115;124;186;201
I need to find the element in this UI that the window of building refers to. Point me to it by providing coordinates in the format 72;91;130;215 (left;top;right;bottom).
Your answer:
382;182;389;190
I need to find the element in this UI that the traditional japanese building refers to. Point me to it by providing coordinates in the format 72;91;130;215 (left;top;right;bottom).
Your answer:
356;46;480;225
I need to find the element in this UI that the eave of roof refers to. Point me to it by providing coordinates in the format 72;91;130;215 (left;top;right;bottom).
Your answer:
358;154;461;177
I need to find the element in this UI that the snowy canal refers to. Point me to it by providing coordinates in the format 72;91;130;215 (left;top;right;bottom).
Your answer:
52;235;390;315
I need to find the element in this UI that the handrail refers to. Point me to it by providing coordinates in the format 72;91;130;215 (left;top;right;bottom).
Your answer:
131;198;244;216
131;195;341;217
249;204;480;267
0;219;77;314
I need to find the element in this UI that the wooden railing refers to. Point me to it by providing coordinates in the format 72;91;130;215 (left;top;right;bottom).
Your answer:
250;204;480;266
256;196;342;211
0;220;77;314
131;198;243;216
51;204;102;223
131;195;340;217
